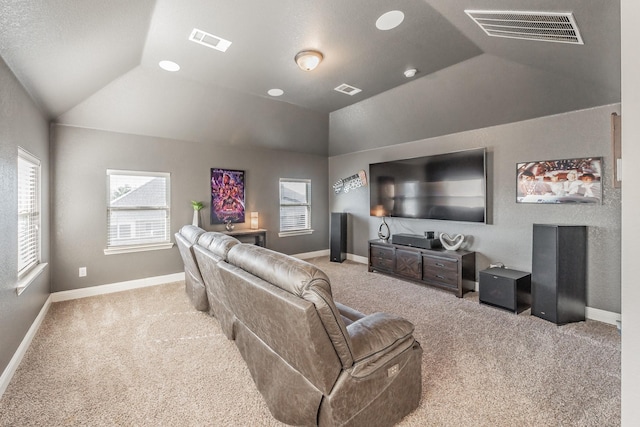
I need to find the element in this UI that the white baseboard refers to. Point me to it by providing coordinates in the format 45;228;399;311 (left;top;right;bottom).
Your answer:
0;295;52;398
293;250;368;265
50;272;185;303
293;249;330;260
586;306;621;326
347;253;368;264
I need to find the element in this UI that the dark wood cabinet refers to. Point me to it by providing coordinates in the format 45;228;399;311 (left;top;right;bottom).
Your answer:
531;224;586;325
368;240;476;298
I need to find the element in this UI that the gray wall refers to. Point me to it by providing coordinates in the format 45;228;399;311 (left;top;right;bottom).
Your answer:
0;58;50;375
50;125;329;292
329;104;621;313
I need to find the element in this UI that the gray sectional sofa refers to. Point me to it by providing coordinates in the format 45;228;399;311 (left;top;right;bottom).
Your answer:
175;225;423;426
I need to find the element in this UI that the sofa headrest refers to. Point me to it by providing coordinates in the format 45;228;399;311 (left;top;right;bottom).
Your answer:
227;244;330;297
197;232;240;259
178;225;205;245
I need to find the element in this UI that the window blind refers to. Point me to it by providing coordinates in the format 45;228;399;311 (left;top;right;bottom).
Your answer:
107;170;170;248
279;179;311;232
18;149;41;276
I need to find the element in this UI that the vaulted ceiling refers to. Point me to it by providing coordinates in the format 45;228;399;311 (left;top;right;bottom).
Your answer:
0;0;620;155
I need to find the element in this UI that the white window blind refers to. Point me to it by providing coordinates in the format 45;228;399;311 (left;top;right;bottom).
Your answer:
18;148;41;276
107;170;170;249
279;179;311;233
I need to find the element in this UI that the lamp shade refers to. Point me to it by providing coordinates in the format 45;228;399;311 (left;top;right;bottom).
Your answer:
250;212;259;229
373;205;386;217
295;50;323;71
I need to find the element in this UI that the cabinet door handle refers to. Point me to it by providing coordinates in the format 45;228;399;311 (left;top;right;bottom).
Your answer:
436;274;445;279
435;262;445;267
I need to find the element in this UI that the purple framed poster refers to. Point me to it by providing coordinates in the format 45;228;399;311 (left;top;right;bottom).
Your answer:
210;168;245;224
516;157;602;204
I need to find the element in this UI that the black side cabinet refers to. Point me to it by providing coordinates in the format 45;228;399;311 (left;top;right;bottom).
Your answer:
479;268;531;314
531;224;586;325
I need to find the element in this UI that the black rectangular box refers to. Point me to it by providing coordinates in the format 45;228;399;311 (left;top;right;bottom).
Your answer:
479;267;531;314
391;233;442;249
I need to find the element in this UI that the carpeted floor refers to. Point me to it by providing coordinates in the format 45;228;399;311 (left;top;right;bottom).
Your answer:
0;258;620;426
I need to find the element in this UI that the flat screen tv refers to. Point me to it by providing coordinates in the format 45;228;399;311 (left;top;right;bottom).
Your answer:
369;148;487;223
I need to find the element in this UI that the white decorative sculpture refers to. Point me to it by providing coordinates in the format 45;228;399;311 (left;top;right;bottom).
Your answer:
439;233;465;251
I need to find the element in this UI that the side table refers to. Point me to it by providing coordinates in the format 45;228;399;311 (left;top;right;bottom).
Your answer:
222;229;267;247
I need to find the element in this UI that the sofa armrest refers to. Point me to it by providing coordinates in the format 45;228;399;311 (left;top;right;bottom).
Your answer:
347;312;415;363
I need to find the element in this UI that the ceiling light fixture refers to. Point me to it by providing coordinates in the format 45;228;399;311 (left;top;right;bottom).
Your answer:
268;88;284;97
159;60;180;72
295;50;323;71
404;68;417;78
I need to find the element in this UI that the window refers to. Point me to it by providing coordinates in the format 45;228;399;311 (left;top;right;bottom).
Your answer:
18;148;41;277
279;179;312;236
105;170;172;254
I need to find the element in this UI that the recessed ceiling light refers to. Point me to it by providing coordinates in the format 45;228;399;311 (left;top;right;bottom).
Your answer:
159;60;180;72
404;68;417;78
376;10;405;30
268;88;284;97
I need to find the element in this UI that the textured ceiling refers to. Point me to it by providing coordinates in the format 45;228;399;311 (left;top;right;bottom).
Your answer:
0;0;621;154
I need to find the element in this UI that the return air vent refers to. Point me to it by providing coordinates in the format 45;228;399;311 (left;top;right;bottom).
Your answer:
334;83;362;96
189;28;232;52
465;10;584;45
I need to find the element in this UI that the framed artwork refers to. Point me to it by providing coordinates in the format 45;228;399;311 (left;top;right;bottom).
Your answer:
211;168;245;224
516;157;602;204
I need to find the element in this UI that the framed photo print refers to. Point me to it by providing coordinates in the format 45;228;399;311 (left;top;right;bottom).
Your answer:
211;168;245;224
516;157;602;204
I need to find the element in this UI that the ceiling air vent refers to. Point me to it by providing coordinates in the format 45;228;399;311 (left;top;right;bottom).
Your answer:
334;84;362;96
189;28;232;52
465;10;584;45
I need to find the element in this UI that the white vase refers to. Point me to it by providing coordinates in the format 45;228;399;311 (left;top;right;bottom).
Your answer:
192;210;200;227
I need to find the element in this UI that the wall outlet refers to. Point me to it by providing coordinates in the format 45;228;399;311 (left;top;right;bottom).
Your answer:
79;267;87;277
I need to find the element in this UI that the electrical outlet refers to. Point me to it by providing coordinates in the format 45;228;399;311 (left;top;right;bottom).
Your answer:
79;267;87;277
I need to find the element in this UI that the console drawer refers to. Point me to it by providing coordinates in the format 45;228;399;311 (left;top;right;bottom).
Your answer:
422;267;458;288
370;244;395;272
422;256;457;273
371;256;394;271
370;244;394;260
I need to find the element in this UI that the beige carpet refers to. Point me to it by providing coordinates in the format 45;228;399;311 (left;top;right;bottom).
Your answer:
0;258;620;426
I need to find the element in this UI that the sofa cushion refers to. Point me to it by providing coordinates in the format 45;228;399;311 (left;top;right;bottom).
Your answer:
197;232;240;259
179;225;205;245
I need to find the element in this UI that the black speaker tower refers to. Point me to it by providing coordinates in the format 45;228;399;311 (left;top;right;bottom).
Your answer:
330;212;347;263
531;224;586;325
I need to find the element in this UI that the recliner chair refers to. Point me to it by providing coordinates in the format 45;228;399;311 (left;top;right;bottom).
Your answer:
217;243;423;426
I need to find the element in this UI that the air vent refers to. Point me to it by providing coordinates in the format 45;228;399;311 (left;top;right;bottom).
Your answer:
334;84;362;96
189;28;232;52
465;10;584;45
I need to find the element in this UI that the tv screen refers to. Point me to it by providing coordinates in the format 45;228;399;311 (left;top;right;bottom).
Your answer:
369;148;486;223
